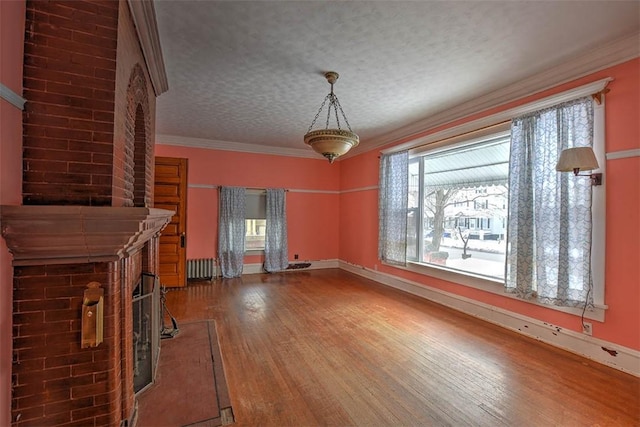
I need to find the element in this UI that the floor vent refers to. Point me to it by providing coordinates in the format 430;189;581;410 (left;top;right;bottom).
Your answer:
187;258;216;279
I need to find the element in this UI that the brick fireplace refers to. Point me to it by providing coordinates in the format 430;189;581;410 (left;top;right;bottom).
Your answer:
2;207;172;426
0;1;171;425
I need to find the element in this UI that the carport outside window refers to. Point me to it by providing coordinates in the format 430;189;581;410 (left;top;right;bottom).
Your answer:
407;132;511;280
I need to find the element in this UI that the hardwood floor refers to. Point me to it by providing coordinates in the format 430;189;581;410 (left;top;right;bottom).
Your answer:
165;269;640;426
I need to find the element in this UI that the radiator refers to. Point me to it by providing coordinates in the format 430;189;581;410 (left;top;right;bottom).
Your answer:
187;258;216;279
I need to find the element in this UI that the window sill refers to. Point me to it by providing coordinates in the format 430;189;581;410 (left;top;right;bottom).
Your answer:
245;249;264;255
396;261;606;322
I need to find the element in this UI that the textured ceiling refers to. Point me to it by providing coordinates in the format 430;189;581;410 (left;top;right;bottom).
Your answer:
154;1;639;159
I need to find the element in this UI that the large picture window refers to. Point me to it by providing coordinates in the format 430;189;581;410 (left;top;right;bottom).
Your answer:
380;79;609;312
407;132;510;280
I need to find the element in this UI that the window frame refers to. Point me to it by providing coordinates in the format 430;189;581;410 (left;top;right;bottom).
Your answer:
381;78;609;320
407;130;511;281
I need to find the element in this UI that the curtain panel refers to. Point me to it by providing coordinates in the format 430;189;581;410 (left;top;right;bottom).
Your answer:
218;186;246;278
378;150;409;266
264;188;289;272
506;96;594;307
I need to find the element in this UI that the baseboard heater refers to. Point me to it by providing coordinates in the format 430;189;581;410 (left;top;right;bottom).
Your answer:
287;262;311;270
187;258;216;279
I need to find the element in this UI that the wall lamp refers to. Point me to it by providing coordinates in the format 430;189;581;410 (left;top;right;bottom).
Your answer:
556;147;602;186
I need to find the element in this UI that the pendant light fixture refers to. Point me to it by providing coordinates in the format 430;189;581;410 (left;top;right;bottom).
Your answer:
304;71;359;163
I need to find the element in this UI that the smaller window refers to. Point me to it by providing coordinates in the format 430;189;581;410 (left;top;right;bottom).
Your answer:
245;191;266;251
245;219;266;250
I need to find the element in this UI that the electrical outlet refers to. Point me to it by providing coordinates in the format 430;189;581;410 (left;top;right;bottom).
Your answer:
294;254;299;260
582;322;592;336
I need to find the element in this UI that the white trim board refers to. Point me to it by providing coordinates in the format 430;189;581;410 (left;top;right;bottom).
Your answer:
127;0;168;95
340;186;378;194
186;184;376;195
338;260;640;377
0;83;26;110
606;149;640;160
157;134;318;159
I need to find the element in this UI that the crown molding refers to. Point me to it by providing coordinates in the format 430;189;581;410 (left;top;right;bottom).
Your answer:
156;32;638;161
127;0;169;96
347;31;640;158
156;134;321;160
382;78;612;155
0;82;26;110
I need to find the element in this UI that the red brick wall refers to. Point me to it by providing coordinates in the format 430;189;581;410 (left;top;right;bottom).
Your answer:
133;104;148;206
11;249;156;426
12;262;120;426
13;0;160;425
21;0;156;208
124;65;152;208
22;0;119;206
113;1;156;208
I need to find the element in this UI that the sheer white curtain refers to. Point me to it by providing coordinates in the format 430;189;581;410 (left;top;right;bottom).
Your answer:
506;96;594;307
218;186;246;278
378;150;409;266
264;188;288;272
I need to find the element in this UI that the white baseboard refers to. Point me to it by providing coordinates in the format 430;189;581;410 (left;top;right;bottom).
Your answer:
339;260;640;377
242;263;263;275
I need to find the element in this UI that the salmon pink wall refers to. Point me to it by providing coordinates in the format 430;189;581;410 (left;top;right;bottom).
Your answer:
339;150;380;267
340;149;379;190
0;0;25;423
154;145;341;264
339;59;640;352
599;59;640;352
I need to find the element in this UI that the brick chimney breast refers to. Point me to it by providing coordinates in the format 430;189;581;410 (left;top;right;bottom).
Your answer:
22;0;119;206
8;1;171;425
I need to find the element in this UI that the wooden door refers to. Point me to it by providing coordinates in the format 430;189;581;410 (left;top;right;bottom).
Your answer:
154;157;188;288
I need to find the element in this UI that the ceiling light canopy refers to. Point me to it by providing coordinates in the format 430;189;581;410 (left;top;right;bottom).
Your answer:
304;72;359;163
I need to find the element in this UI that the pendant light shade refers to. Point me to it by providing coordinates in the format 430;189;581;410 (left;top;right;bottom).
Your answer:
304;72;359;163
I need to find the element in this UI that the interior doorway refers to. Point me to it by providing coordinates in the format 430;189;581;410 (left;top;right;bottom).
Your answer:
154;156;188;287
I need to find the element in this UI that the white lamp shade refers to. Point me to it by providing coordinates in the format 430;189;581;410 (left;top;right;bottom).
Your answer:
556;147;599;172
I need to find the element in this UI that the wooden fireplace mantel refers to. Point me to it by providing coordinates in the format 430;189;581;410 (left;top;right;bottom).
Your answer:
0;205;174;266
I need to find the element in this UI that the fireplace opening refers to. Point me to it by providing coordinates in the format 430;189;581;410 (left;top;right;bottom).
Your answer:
133;272;161;394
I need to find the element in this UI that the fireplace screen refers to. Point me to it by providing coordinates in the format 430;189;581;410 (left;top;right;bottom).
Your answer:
133;272;160;394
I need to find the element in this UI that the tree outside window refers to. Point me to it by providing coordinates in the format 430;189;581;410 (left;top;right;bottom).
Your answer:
408;133;510;279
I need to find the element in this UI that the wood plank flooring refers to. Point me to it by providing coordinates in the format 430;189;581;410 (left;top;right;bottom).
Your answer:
165;269;640;426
